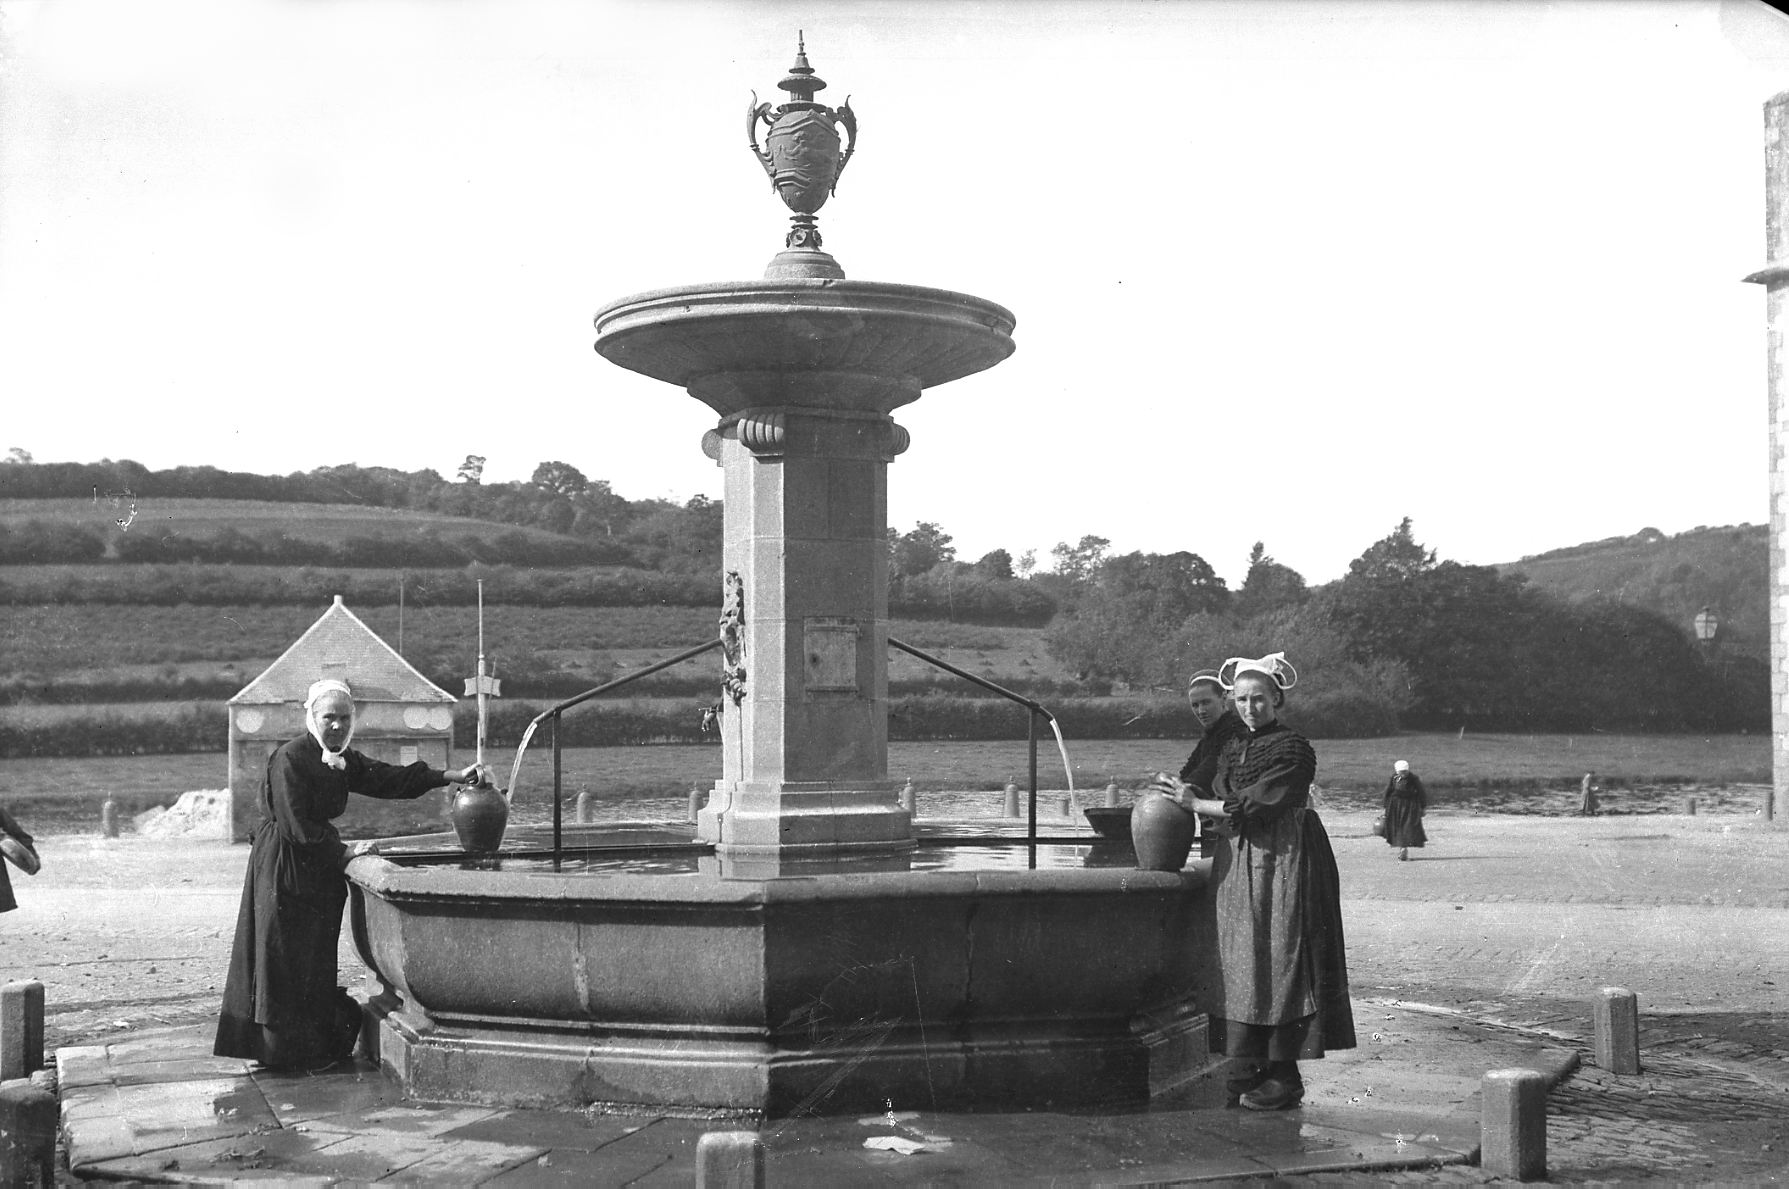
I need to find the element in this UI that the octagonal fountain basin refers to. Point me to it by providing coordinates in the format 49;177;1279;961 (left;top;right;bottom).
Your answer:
593;277;1017;417
347;824;1216;1119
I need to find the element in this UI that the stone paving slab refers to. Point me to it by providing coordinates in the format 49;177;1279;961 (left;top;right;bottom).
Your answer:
56;1001;1583;1184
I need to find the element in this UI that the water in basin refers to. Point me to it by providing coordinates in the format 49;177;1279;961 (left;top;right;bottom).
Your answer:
389;838;1138;877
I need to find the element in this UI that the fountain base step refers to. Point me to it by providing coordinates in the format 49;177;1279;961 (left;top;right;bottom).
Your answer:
363;995;1217;1118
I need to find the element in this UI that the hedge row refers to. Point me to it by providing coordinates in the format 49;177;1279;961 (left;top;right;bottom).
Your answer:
0;563;1055;624
0;706;225;758
110;529;639;570
0;672;1096;707
0;565;715;608
0;693;1397;758
0;522;644;569
0;521;106;564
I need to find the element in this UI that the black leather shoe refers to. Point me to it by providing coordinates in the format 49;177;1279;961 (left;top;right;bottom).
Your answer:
1225;1065;1270;1097
1239;1077;1305;1111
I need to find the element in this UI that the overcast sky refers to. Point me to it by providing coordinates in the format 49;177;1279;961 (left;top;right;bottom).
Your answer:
3;0;1788;584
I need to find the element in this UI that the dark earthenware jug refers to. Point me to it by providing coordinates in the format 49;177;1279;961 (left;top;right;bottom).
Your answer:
0;835;40;876
1130;791;1197;872
451;783;509;854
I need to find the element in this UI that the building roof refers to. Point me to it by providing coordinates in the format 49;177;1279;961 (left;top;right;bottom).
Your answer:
229;595;457;706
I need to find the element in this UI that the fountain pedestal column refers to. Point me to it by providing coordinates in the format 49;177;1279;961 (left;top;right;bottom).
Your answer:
594;271;1017;861
697;405;912;855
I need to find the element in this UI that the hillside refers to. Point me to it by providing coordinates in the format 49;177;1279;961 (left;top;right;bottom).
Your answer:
1498;524;1767;660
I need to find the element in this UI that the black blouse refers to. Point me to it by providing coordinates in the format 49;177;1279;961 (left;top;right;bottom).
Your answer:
1213;719;1317;829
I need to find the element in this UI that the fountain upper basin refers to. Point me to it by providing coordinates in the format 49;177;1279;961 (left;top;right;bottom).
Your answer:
593;276;1017;416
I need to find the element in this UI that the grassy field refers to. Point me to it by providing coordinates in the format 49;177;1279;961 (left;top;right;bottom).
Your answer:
0;497;578;544
2;733;1769;831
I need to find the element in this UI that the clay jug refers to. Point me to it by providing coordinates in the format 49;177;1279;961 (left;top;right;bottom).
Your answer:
1130;792;1197;871
451;782;509;854
0;835;39;876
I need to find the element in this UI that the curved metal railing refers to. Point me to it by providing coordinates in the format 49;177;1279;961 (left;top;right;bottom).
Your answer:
512;634;1071;868
513;638;722;862
888;635;1068;862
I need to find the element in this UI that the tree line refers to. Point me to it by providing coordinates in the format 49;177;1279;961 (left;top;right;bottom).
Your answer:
2;457;1763;732
1042;519;1768;734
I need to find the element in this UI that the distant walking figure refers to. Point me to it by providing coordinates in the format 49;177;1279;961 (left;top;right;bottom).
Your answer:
1579;771;1600;817
1382;760;1427;861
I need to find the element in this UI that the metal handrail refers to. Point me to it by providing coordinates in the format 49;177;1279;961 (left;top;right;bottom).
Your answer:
888;635;1059;865
519;638;723;861
520;634;1063;869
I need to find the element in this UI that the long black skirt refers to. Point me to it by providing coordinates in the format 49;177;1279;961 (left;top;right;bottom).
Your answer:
213;822;362;1068
1383;797;1428;849
1207;806;1356;1062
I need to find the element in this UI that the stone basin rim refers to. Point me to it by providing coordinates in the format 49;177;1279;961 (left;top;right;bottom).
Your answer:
348;855;1206;904
592;276;1017;334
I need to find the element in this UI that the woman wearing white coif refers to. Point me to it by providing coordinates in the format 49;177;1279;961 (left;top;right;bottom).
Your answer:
1382;759;1428;861
1180;653;1355;1111
214;679;482;1071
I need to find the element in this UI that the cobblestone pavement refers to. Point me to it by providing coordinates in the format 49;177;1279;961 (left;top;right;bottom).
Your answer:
1344;1002;1789;1184
1292;810;1789;1184
1262;1012;1789;1184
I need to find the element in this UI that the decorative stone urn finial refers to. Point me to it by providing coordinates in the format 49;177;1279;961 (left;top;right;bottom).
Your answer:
747;33;858;255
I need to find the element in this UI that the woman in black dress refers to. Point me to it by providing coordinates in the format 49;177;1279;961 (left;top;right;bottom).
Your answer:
1166;668;1249;799
214;678;480;1070
1181;653;1354;1110
1382;759;1428;861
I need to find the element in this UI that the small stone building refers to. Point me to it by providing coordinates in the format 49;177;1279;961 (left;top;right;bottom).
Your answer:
226;595;457;841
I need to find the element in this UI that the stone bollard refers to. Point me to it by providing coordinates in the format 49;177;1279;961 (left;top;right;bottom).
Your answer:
1480;1068;1547;1181
1104;782;1120;808
0;981;44;1080
1593;986;1641;1074
900;779;916;817
1003;781;1020;818
688;786;704;823
100;797;120;839
0;1079;56;1188
1685;795;1698;816
695;1130;764;1188
575;791;593;825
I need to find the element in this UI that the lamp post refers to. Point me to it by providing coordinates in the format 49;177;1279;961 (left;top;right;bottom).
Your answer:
1693;605;1763;818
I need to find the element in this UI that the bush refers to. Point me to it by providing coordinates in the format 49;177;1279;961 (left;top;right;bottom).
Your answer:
888;693;1397;742
890;569;1058;625
464;700;715;747
0;675;243;705
0;705;225;758
0;520;106;564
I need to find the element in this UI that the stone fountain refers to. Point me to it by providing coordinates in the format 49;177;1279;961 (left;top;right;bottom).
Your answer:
348;42;1214;1118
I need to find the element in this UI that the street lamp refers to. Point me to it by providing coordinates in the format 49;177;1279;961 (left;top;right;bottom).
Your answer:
1694;605;1719;644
